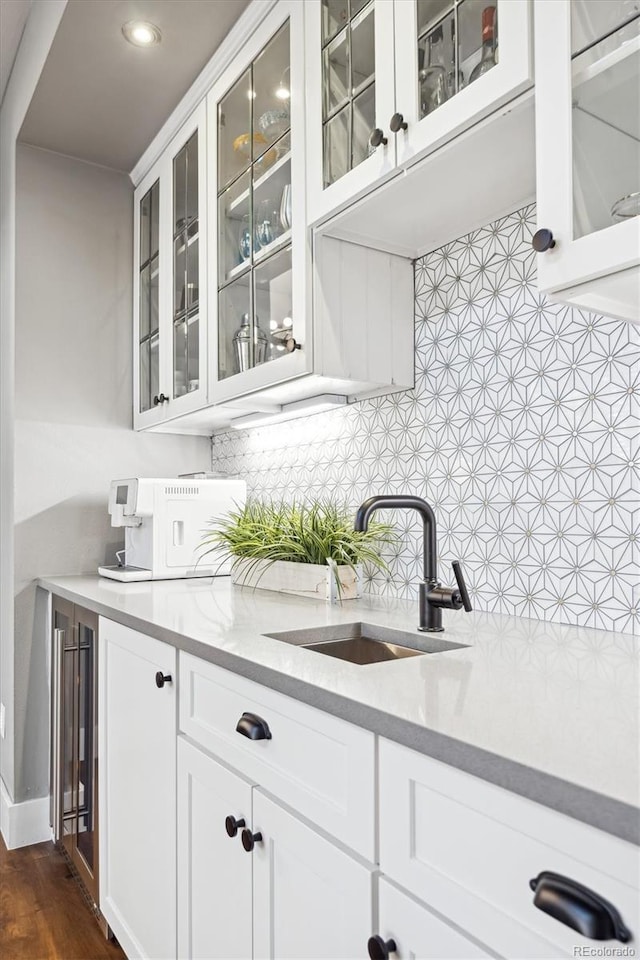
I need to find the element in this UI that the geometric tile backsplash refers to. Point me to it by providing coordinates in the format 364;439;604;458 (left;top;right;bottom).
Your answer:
212;204;640;635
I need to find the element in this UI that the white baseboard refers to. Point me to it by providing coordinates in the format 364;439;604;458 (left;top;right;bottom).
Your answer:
1;778;52;849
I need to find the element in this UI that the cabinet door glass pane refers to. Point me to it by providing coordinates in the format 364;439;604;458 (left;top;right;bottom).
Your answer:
173;131;200;398
254;246;293;364
217;21;293;383
416;1;498;121
323;0;349;42
218;69;252;191
219;276;252;381
324;107;350;186
571;1;640;239
352;84;376;167
322;0;376;187
139;181;160;412
253;24;291;160
219;170;252;285
324;29;350;116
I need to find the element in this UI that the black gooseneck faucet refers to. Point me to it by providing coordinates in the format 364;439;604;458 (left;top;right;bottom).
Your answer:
354;495;472;632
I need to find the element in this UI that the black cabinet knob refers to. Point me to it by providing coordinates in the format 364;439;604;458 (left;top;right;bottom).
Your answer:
284;333;301;353
369;128;388;148
452;560;472;612
236;712;272;740
153;393;169;406
389;113;408;133
155;672;172;688
532;228;556;252
368;935;397;960
225;815;246;838
530;872;631;942
241;828;263;852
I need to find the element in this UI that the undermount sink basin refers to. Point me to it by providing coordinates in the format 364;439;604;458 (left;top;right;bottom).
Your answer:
263;622;468;665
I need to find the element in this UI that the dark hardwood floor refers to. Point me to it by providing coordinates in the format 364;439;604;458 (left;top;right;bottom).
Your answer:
0;835;125;960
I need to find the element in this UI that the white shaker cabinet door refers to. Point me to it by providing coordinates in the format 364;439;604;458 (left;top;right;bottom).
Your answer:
252;791;374;960
375;879;493;960
177;737;253;960
98;619;177;960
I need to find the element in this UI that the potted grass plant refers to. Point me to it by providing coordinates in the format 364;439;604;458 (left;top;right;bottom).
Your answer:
200;499;396;601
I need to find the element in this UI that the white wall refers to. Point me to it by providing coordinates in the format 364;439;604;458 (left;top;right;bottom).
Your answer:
0;0;67;809
13;143;210;805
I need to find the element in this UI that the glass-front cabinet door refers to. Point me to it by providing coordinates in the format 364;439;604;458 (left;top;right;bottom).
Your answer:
393;0;533;166
305;0;397;225
534;0;640;321
210;0;309;404
133;104;207;429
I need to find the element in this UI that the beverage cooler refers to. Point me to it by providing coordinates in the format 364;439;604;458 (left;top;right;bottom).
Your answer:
50;597;100;910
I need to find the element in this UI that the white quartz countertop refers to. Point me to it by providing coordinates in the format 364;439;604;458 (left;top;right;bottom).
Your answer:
38;574;639;844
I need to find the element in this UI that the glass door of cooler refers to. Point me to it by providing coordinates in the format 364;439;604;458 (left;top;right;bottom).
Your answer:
306;0;397;225
393;0;532;165
215;12;305;394
53;601;99;903
73;608;99;903
534;0;640;306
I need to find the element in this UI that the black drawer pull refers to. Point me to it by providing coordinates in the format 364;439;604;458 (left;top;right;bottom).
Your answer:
368;935;397;960
155;672;172;688
225;815;245;838
236;712;272;741
241;829;262;852
530;872;631;942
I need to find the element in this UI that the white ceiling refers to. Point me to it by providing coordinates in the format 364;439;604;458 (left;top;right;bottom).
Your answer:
0;0;32;106
18;0;250;172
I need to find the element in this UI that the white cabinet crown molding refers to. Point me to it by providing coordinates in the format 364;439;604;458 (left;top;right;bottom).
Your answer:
129;0;278;187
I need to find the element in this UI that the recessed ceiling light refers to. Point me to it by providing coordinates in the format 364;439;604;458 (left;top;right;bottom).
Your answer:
122;20;162;47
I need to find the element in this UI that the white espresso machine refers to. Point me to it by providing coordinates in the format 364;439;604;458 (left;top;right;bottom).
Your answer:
98;476;246;582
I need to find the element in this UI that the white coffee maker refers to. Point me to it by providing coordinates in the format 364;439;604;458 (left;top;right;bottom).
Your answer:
98;476;246;582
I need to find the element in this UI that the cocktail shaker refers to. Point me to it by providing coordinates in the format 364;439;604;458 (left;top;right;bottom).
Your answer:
232;313;268;373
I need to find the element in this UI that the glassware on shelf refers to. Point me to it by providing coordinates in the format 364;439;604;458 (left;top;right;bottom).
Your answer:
239;214;252;261
255;198;281;249
611;191;640;221
469;6;498;84
570;1;639;239
232;313;268;373
419;23;451;117
280;184;292;230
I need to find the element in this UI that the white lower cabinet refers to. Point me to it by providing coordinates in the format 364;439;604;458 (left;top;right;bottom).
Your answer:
176;736;374;960
252;791;373;960
177;737;253;960
375;879;492;960
98;619;177;960
97;629;638;960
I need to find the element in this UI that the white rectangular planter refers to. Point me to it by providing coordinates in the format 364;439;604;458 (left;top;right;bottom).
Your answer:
231;559;362;603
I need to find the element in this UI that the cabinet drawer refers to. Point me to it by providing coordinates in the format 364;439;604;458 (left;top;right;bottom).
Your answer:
376;878;492;959
179;653;375;859
379;740;639;958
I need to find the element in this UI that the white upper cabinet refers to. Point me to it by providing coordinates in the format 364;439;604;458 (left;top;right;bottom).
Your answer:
208;0;310;406
133;104;208;430
305;0;534;229
394;0;533;166
305;0;398;225
534;0;640;322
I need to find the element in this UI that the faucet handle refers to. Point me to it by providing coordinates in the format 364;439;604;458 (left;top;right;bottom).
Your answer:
452;561;472;612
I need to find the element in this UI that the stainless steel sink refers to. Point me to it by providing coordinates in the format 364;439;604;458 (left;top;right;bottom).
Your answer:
263;622;468;665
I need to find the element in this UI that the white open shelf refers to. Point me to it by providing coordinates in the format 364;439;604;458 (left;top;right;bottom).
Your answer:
227;151;291;218
222;230;292;286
